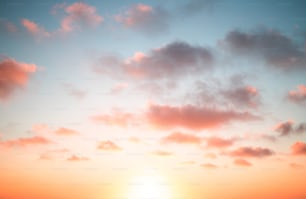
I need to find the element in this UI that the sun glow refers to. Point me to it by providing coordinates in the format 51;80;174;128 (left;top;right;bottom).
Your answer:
128;174;172;199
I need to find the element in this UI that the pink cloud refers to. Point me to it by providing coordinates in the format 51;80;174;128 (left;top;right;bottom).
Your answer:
97;140;122;151
229;146;274;158
54;127;79;136
59;2;103;33
21;19;50;37
206;137;234;148
115;3;168;34
291;141;306;155
146;103;259;130
67;155;89;161
201;163;218;169
91;110;134;127
0;136;51;148
161;132;202;145
0;57;37;100
234;158;252;167
288;85;306;104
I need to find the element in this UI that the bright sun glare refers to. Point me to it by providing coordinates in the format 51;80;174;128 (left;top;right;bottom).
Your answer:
128;174;172;199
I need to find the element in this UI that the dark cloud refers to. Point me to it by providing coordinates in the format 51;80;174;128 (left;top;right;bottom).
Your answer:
274;121;306;136
228;146;274;158
95;41;214;80
222;28;306;70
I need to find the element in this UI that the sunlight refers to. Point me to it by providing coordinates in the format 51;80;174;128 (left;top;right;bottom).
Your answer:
128;174;172;199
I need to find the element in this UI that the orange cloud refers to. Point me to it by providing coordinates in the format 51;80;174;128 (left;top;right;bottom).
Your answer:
21;19;50;37
91;110;134;127
151;150;173;156
54;127;79;136
229;146;274;158
67;155;89;161
0;136;51;148
201;163;218;169
234;158;252;167
291;141;306;155
288;85;306;104
161;132;202;144
206;137;234;148
146;103;259;130
115;3;168;34
97;140;122;151
60;2;103;33
0;57;37;100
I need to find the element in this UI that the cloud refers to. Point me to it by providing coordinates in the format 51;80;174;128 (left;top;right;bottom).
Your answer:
287;85;306;104
0;136;51;148
0;57;37;100
0;19;17;33
289;162;304;169
21;19;50;37
228;146;274;158
97;140;122;151
291;141;306;155
54;127;79;136
206;137;234;148
109;82;128;95
274;120;306;136
180;0;220;15
161;132;202;145
95;41;214;80
151;150;173;156
115;3;169;34
63;83;87;99
221;28;306;70
59;2;103;33
146;103;259;130
234;158;252;167
201;163;218;169
91;110;134;127
221;85;260;108
67;155;89;161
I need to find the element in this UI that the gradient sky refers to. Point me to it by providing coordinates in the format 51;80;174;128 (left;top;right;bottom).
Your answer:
1;0;306;199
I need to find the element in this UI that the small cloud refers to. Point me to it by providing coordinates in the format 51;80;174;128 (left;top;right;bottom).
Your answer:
0;57;37;100
67;155;89;161
0;136;51;148
97;140;122;151
151;150;173;156
274;120;306;136
0;19;17;33
54;127;79;136
205;136;234;148
161;132;202;145
289;162;304;169
63;83;87;99
21;19;50;38
234;158;252;167
91;109;134;127
115;3;169;35
201;163;218;169
287;85;306;105
228;146;274;158
109;82;128;95
291;141;306;155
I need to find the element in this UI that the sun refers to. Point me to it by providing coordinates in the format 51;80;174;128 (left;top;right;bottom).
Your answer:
128;174;172;199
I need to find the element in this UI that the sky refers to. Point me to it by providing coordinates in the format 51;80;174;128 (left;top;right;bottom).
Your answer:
0;0;306;199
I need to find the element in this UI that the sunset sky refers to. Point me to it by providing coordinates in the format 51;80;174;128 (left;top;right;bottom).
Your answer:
1;0;306;199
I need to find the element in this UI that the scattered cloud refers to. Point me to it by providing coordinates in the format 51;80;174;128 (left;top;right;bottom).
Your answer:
146;103;259;130
54;127;79;136
115;3;169;34
291;141;306;155
0;57;37;100
206;137;234;148
274;120;306;136
287;85;306;105
161;132;202;145
67;155;89;161
228;146;274;158
0;136;51;148
221;28;306;70
95;41;214;80
21;19;50;38
97;140;122;151
234;158;252;167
